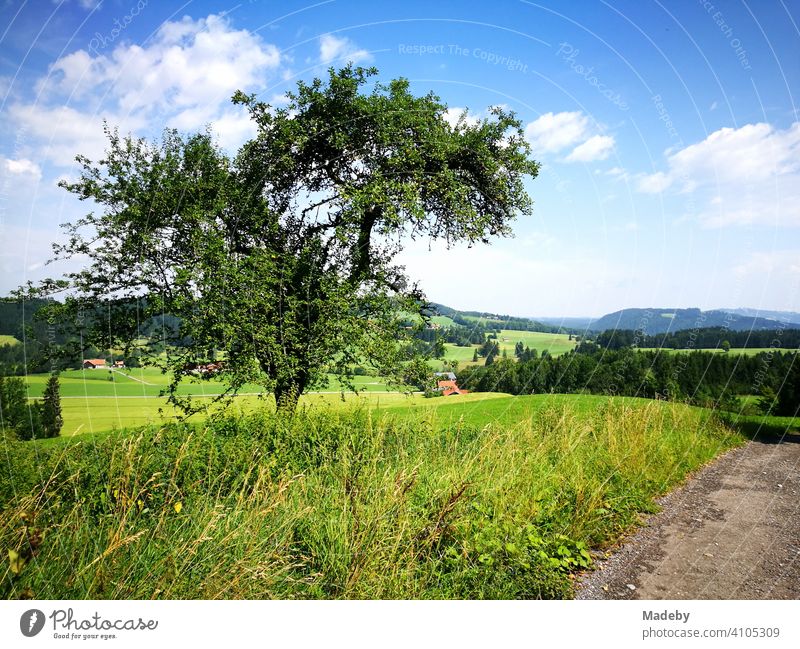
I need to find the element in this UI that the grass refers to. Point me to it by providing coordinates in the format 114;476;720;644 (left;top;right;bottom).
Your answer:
386;393;650;429
0;396;744;599
0;335;20;346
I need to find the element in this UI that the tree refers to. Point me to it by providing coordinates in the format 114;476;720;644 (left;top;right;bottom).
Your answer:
721;340;731;353
0;375;43;440
776;360;799;417
0;375;25;432
24;66;539;412
514;341;524;358
40;373;63;438
472;349;479;363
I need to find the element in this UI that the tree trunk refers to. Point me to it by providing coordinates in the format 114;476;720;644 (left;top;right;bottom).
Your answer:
274;377;305;413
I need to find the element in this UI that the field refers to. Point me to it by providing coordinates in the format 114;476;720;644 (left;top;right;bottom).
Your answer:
22;368;411;436
0;394;745;599
444;329;577;366
0;335;20;346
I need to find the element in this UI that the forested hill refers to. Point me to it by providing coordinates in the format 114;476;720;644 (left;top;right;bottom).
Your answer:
431;303;575;334
589;308;799;336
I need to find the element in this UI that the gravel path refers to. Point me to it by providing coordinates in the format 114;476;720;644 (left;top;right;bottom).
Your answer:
576;435;800;600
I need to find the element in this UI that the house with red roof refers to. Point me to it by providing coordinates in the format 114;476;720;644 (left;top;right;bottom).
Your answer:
83;359;107;369
436;379;468;396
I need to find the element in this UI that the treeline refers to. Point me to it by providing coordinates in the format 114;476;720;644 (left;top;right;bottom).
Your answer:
457;345;800;415
596;327;800;351
0;297;179;376
0;336;145;376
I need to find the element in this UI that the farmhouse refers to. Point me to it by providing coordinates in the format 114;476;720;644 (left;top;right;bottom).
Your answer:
113;360;125;368
434;371;457;381
437;379;468;396
83;359;107;369
185;361;225;375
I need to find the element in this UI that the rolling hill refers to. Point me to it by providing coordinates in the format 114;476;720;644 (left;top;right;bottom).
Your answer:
589;308;797;336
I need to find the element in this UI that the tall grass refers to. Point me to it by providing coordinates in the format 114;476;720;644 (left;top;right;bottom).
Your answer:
0;400;743;599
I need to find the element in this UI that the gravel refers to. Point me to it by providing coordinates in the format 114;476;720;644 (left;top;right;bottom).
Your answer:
576;434;800;600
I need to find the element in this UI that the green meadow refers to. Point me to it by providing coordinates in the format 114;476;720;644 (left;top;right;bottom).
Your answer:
22;368;411;436
444;329;577;365
1;395;745;599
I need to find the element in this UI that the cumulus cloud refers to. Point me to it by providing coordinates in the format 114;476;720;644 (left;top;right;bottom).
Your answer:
16;14;282;165
637;122;800;227
565;134;614;162
524;111;615;164
524;111;588;153
3;158;42;179
319;34;371;65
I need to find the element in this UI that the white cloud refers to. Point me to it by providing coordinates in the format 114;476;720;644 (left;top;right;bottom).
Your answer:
443;107;481;129
207;108;258;152
3;158;42;179
524;111;588;153
10;103;145;166
524;111;615;164
637;122;800;227
17;14;282;165
670;122;800;185
319;34;371;65
565;134;614;162
636;171;672;194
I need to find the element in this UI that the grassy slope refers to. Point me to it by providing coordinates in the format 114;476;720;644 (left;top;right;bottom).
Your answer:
0;396;744;599
0;335;20;346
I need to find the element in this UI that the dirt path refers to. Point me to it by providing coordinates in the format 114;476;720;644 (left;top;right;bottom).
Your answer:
577;435;800;600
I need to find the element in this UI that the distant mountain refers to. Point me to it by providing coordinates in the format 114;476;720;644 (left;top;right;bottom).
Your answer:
590;307;793;336
432;303;799;337
717;308;800;326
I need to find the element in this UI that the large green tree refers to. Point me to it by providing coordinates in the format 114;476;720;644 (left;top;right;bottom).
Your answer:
25;66;539;412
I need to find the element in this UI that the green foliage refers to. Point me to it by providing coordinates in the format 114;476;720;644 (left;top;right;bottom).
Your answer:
23;66;539;413
437;505;589;598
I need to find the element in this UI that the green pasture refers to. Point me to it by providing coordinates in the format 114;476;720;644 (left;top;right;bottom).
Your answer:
382;393;652;429
24;367;392;399
0;335;20;346
495;330;577;356
444;330;577;367
21;368;408;435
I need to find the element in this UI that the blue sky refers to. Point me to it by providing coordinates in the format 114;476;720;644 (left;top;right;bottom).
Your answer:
1;0;798;317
